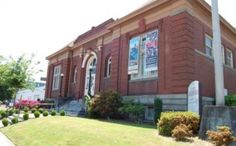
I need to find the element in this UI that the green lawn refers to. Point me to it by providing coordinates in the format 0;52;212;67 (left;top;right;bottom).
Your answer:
0;117;211;146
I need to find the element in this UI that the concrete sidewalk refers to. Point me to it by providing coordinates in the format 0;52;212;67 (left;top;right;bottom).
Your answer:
0;132;15;146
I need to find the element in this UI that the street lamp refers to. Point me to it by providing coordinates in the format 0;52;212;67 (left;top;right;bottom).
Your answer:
57;73;64;112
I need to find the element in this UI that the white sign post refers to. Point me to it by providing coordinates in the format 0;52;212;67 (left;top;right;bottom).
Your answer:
188;81;200;115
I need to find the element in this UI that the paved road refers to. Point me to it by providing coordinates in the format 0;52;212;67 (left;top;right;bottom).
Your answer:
0;132;15;146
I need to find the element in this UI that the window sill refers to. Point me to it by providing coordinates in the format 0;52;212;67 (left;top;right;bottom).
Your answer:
195;49;236;72
104;77;111;80
129;77;158;82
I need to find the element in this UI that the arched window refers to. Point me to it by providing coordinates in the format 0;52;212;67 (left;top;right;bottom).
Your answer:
105;56;111;78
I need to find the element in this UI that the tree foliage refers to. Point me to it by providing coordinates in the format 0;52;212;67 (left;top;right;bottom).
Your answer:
0;55;38;101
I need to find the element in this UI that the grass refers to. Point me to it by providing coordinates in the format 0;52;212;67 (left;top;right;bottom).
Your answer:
0;117;211;146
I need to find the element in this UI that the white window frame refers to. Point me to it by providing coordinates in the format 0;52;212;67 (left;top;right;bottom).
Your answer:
225;48;234;68
222;45;225;64
205;34;213;57
205;34;225;64
52;65;61;90
130;29;158;80
72;66;77;83
105;57;111;78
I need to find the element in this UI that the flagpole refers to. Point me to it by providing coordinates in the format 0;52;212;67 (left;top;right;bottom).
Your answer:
211;0;225;105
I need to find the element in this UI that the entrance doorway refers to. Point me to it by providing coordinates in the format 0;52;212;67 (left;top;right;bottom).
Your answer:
84;56;96;96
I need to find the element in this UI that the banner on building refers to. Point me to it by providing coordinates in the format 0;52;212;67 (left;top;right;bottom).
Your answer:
144;30;158;72
128;37;140;74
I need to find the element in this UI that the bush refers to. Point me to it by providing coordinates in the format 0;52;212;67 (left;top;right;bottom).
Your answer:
14;109;20;114
43;111;49;117
38;108;44;113
8;109;14;116
23;113;29;120
207;126;236;146
158;111;200;136
1;111;7;118
51;110;56;116
60;110;65;116
88;90;122;118
225;94;236;106
119;100;145;123
2;118;8;127
34;111;40;118
11;117;18;124
154;98;162;123
14;99;40;109
23;106;29;113
31;108;36;113
172;124;193;140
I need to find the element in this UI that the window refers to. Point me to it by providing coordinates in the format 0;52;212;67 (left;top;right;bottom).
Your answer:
72;66;77;83
52;65;61;90
205;35;213;57
105;57;111;78
225;49;234;68
128;30;158;80
205;34;225;63
222;45;225;64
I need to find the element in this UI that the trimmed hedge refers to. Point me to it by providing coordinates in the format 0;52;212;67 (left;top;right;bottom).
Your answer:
51;110;56;116
43;111;49;117
11;117;18;124
1;111;7;118
31;108;37;113
2;118;8;127
158;111;200;136
60;111;65;116
23;113;29;120
34;111;40;118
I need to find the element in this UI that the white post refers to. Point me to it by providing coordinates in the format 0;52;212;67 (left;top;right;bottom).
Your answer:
211;0;225;105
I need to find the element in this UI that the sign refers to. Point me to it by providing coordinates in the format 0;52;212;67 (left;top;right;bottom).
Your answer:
145;30;158;72
188;81;200;115
128;37;140;74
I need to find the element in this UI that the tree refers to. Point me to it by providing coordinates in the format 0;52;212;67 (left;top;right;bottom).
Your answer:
0;54;40;101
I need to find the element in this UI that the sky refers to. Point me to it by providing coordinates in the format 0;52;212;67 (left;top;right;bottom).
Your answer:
0;0;235;81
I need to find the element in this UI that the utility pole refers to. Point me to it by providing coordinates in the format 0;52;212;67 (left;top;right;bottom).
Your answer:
211;0;225;105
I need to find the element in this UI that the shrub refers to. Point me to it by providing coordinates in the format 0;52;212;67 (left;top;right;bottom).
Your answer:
43;111;49;117
34;111;40;118
89;90;122;118
11;117;18;124
51;110;56;116
8;109;14;116
119;100;145;122
207;126;236;146
172;124;193;141
14;99;40;109
60;110;65;116
225;94;236;106
38;108;44;113
158;111;200;136
23;106;29;113
31;108;36;113
2;118;8;127
23;113;29;120
14;109;20;114
1;111;7;118
154;98;162;123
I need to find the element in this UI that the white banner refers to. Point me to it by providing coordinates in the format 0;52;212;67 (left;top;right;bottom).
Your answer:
144;30;158;72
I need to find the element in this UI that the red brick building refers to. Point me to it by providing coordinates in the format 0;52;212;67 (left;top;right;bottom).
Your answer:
46;0;236;119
